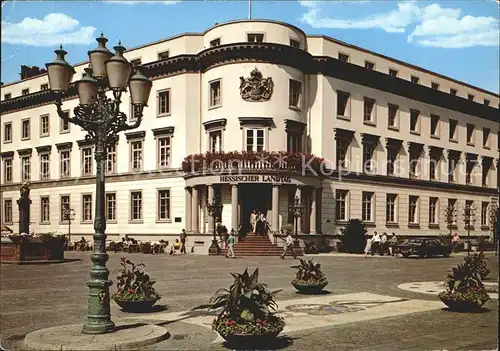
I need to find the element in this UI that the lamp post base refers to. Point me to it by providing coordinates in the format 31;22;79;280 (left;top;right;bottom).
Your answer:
208;239;220;256
81;320;115;335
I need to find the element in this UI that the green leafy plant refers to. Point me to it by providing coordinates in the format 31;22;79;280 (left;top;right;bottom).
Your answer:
111;258;160;302
281;224;294;235
438;262;490;307
340;219;367;253
193;268;285;338
291;258;328;285
464;251;490;280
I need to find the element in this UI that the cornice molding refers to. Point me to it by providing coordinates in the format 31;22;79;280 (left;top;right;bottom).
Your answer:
152;126;175;137
1;43;497;122
77;139;94;148
284;119;306;132
17;148;32;156
202;118;227;131
125;130;146;141
56;142;73;151
1;151;14;158
238;116;274;129
35;145;52;153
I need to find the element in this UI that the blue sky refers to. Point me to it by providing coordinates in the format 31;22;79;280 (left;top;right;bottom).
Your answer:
1;0;499;93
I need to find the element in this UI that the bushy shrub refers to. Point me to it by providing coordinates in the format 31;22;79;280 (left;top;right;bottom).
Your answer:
340;219;367;253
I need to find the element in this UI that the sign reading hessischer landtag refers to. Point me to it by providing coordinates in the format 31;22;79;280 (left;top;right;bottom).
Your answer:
219;175;292;183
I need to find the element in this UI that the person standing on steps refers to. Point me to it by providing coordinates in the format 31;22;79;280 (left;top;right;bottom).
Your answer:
281;232;296;259
226;229;236;259
180;229;187;254
250;210;257;234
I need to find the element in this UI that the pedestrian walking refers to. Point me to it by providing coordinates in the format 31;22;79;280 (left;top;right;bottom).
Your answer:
371;231;381;256
281;233;296;259
180;229;187;254
381;232;388;256
226;230;236;258
364;236;372;258
452;233;460;253
389;233;398;256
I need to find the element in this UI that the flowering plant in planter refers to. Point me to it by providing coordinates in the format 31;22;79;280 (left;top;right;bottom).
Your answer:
464;251;490;280
291;258;328;293
438;261;491;311
193;268;284;340
111;258;160;310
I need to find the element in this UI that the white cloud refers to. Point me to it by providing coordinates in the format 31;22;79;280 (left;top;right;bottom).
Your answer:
1;13;96;46
104;1;181;4
299;1;500;48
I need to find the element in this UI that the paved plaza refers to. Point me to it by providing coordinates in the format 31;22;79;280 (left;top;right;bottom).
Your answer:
1;252;498;350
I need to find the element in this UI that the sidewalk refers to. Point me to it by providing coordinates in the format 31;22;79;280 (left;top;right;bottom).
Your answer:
308;251;498;258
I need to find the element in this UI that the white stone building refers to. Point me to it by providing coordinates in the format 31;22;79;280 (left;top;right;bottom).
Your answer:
1;19;498;252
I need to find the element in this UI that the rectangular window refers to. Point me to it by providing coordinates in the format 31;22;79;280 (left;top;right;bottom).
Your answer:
40;196;50;223
247;33;264;42
21;119;30;140
363;98;375;123
3;158;12;183
364;61;375;70
209;80;221;107
104;143;116;174
290;39;300;48
430;114;440;137
411;75;419;84
387;145;398;176
429;155;438;180
429;197;438;225
289;79;302;109
245;129;265;152
481;202;488;227
106;193;116;222
21;156;30;181
210;38;221;47
464;200;474;228
287;131;302;153
131;191;143;221
60;110;70;133
467;94;474;101
466;123;474;144
408;196;419;224
40;114;50;136
338;53;349;62
447;199;457;226
130;58;141;67
22;89;29;96
450;88;457;96
386;194;397;223
431;82;439;90
337;91;350;117
409;151;419;179
336;138;349;169
483;99;490;106
449;119;458;140
157;89;171;116
130;140;143;171
410;109;420;133
3;122;12;142
60;150;70;178
335;190;348;221
362;192;374;222
157;51;169;60
363;142;375;173
209;130;222;153
4;93;11;100
389;69;398;77
40;153;50;180
483;128;490;148
82;194;93;222
157;189;171;221
3;199;13;223
158;136;172;168
82;147;93;176
40;83;49;91
60;195;70;222
388;104;398;128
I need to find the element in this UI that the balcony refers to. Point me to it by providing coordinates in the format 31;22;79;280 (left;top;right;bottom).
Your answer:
182;151;325;174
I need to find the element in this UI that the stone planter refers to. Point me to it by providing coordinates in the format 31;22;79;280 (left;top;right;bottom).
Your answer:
438;293;489;312
113;298;159;312
1;239;65;263
292;280;328;294
222;332;282;346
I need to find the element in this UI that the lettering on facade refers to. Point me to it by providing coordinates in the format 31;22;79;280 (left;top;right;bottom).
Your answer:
219;175;292;183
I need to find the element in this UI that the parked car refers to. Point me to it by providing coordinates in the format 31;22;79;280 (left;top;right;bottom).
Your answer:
397;238;452;258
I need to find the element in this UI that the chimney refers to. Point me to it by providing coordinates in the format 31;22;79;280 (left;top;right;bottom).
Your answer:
20;65;46;80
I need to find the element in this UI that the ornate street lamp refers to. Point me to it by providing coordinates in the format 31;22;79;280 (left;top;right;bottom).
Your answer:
444;205;457;237
207;197;223;255
463;204;475;257
490;205;498;256
45;34;152;335
62;203;75;243
288;196;304;239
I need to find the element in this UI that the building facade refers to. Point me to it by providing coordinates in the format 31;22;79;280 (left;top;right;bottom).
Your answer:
1;19;499;251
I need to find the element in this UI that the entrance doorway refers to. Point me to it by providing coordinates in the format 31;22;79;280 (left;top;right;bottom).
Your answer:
239;184;272;233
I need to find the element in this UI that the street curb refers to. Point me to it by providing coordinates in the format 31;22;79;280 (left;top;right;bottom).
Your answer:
24;322;169;350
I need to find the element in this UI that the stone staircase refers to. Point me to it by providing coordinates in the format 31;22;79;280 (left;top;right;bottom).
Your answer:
220;234;303;257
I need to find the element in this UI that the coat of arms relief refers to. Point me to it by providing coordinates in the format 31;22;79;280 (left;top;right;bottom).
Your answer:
239;68;274;102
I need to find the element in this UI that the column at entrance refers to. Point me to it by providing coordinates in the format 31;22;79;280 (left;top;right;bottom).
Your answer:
191;186;199;233
207;185;214;233
185;187;192;232
310;186;317;234
231;184;238;231
271;185;279;233
295;185;302;235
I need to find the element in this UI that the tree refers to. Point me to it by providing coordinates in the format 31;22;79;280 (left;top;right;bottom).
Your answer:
340;219;367;253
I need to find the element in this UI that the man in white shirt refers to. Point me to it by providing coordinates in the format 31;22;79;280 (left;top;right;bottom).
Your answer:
280;233;296;259
250;211;257;234
371;231;381;256
381;232;388;255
